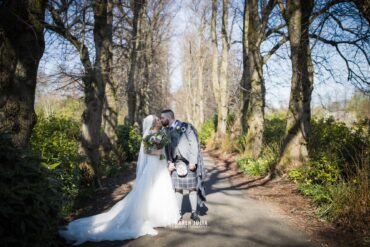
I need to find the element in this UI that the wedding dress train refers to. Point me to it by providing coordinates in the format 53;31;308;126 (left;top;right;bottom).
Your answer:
59;116;180;245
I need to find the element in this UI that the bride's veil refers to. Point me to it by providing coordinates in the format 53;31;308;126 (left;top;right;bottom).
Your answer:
136;115;155;180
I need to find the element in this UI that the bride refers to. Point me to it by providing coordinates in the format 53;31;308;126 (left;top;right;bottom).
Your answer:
59;115;181;245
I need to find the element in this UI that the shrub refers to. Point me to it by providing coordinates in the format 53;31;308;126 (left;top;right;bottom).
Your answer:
297;183;333;206
0;134;61;247
263;115;286;145
236;157;270;176
116;124;142;162
328;163;370;228
309;117;368;178
198;118;216;146
236;115;281;175
236;144;278;177
30;115;83;216
226;112;236;134
288;118;370;225
289;159;340;185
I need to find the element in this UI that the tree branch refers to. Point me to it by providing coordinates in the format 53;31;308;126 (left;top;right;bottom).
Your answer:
263;35;289;63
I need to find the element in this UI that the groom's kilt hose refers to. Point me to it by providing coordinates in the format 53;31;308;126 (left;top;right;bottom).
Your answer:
171;161;197;190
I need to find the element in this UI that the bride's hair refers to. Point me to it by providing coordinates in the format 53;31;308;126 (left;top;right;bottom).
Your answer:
150;115;159;130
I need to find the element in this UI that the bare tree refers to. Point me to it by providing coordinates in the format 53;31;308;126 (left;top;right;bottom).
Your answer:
240;0;287;158
240;0;250;135
124;0;174;125
211;0;220;128
277;0;314;169
178;0;210;128
136;0;174;123
127;0;145;125
217;0;230;138
309;1;370;93
46;0;114;187
0;0;47;148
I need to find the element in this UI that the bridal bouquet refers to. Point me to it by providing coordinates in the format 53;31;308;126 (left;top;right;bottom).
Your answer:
143;130;170;160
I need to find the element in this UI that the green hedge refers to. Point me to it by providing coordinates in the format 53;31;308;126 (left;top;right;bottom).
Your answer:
116;124;142;162
30;115;83;216
288;117;370;221
198;118;216;146
0;134;61;247
309;117;369;178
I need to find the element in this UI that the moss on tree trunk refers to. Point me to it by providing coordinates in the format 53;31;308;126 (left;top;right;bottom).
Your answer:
0;0;46;148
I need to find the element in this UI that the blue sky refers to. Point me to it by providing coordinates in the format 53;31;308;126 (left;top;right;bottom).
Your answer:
39;1;363;110
168;2;358;110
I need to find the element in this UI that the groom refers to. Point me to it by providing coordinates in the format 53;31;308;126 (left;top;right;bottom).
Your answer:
160;109;206;222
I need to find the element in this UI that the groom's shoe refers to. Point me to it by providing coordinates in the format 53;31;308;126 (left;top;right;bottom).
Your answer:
190;212;200;222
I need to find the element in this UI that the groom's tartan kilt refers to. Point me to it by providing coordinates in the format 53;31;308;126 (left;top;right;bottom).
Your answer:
171;166;197;190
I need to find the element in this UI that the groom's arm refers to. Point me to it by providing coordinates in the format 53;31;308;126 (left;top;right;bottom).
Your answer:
186;125;199;165
164;143;176;171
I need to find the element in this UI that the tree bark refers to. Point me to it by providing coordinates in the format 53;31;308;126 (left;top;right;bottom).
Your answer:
136;5;150;125
197;13;207;127
239;0;278;158
127;0;145;125
278;0;314;170
243;0;266;158
183;47;193;122
218;0;229;137
197;51;205;126
211;0;220;125
0;0;46;148
79;0;114;187
240;0;250;134
46;0;113;187
96;0;117;160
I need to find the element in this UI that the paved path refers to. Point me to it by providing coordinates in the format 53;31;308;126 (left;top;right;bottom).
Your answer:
84;154;313;247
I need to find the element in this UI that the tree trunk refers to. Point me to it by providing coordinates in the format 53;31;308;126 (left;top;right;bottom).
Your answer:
46;0;113;187
102;83;118;157
0;0;46;148
198;54;205;126
218;0;229;138
80;0;113;188
99;0;118;158
211;0;220;125
197;12;207;128
278;0;314;170
240;0;250;134
137;8;150;125
184;49;193;123
127;0;145;125
243;0;265;159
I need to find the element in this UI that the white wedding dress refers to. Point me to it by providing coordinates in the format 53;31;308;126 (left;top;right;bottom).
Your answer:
59;115;181;245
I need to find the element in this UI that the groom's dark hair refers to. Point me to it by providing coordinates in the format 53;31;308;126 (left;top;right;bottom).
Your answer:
161;109;175;119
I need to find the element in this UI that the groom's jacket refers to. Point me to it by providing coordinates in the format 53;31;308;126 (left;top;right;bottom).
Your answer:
165;120;207;207
165;120;199;165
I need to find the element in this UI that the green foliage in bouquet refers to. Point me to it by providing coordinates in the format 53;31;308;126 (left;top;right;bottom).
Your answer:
143;131;170;150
